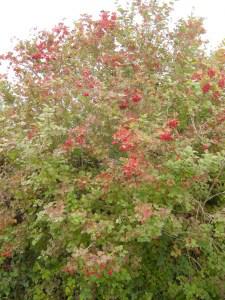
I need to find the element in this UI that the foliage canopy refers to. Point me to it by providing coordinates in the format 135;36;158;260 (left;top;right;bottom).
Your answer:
0;1;225;299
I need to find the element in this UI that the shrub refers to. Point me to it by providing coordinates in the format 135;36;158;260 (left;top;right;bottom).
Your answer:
0;1;225;299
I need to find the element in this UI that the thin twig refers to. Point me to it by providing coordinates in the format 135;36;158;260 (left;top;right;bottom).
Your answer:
203;161;225;206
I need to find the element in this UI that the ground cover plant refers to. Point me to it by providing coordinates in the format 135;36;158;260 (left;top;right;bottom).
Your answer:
0;0;225;299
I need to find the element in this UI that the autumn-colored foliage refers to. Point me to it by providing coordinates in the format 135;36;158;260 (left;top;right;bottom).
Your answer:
0;1;225;299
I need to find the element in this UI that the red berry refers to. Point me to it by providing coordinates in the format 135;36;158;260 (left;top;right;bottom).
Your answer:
31;52;42;60
83;92;90;97
111;12;117;21
159;131;173;141
207;68;216;78
167;119;179;129
119;100;129;109
63;137;74;150
88;82;95;89
218;78;225;89
202;83;211;94
131;93;142;103
123;156;140;178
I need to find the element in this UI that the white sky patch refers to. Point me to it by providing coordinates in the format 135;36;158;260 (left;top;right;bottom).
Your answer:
0;0;115;53
0;0;224;54
173;0;225;50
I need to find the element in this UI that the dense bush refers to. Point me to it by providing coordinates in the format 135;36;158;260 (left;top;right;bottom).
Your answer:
0;1;225;299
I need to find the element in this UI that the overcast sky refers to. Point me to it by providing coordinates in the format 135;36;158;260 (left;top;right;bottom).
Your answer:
0;0;224;54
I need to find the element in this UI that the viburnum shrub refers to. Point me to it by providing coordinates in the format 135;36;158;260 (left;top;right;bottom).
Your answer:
0;0;225;299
